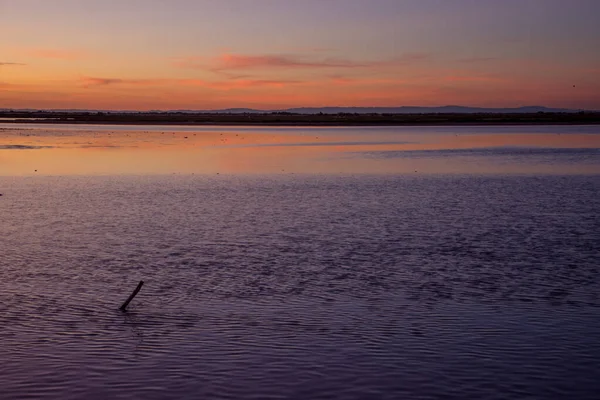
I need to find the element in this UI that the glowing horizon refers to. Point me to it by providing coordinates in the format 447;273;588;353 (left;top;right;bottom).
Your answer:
1;0;599;110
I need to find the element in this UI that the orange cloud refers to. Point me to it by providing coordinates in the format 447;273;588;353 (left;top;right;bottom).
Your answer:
80;74;420;92
80;76;305;90
81;76;168;88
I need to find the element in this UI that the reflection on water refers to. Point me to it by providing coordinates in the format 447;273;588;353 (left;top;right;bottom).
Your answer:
1;124;600;175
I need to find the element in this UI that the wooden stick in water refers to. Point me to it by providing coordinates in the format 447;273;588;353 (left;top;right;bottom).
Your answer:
120;281;144;311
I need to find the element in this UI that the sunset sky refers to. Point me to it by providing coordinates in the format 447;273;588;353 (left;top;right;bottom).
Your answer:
1;0;599;110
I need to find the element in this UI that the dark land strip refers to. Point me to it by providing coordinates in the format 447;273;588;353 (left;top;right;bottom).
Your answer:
1;111;600;126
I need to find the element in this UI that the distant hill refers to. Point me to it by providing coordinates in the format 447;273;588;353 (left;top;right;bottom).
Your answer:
150;106;579;114
0;105;586;114
282;106;577;114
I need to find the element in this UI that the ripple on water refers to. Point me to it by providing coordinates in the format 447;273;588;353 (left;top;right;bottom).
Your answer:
0;174;599;399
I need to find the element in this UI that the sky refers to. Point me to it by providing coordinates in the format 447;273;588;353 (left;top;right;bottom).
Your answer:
1;0;599;110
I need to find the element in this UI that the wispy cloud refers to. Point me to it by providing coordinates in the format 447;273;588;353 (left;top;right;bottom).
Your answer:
180;78;305;90
174;52;431;72
176;54;365;71
0;145;54;150
80;76;304;90
81;76;167;87
0;62;26;66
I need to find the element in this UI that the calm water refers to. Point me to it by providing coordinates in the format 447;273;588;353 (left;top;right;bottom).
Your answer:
1;125;600;399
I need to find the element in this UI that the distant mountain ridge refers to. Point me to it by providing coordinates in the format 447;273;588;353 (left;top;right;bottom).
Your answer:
281;106;578;114
154;106;580;114
0;105;587;114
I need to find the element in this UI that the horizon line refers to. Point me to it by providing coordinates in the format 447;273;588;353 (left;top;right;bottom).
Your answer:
1;105;596;113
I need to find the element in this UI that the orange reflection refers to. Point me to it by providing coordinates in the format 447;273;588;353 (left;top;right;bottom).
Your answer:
1;125;600;176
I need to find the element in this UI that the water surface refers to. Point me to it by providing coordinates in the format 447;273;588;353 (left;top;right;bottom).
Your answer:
1;125;600;399
1;124;600;175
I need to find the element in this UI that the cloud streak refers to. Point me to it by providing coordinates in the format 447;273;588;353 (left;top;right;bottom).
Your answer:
81;76;168;87
0;145;54;150
181;78;304;90
80;76;304;90
175;54;366;71
0;62;26;66
174;52;431;72
80;75;417;91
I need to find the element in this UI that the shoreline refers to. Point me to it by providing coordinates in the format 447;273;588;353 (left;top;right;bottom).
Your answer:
3;121;600;127
1;111;599;127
